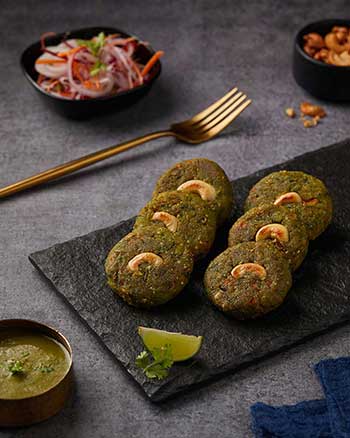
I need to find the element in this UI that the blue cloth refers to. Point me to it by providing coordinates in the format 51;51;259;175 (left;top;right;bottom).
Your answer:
315;358;350;438
251;357;350;438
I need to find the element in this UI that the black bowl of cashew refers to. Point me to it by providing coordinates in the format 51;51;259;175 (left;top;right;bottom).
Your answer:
293;19;350;101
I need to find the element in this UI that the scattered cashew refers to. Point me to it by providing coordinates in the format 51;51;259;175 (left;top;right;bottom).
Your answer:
177;179;216;201
274;192;302;206
255;223;289;243
300;102;326;118
285;108;296;118
127;252;163;271
231;263;267;280
152;211;178;232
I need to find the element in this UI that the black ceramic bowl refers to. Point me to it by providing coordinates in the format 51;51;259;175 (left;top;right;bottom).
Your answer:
293;19;350;101
21;26;162;118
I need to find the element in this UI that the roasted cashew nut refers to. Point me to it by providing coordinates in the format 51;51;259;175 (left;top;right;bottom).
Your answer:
274;192;302;206
325;33;350;54
152;211;178;232
300;102;326;118
255;223;289;243
314;48;329;62
303;32;324;49
328;50;350;66
177;180;216;202
231;263;267;280
127;252;163;271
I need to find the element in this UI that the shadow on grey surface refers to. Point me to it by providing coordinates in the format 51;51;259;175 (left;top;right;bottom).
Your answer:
0;140;173;203
0;127;250;203
30;77;175;127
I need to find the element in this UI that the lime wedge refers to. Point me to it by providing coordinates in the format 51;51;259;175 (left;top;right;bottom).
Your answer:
138;327;203;362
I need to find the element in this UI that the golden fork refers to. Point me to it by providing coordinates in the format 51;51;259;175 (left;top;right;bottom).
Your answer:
0;87;251;199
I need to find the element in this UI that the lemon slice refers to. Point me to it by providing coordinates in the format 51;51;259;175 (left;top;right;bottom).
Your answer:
138;327;203;362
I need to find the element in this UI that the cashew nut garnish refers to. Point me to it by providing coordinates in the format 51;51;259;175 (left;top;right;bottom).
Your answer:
255;223;289;243
274;192;302;206
231;263;267;280
152;212;178;232
127;252;163;271
274;192;318;207
303;198;318;206
177;180;216;202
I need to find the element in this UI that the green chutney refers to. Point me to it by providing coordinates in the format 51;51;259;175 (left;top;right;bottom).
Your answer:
0;329;71;399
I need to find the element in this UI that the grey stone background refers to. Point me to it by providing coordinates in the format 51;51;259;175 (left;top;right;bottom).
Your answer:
1;0;350;437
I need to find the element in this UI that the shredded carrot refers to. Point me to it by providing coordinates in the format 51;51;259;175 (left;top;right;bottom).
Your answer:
36;58;67;65
109;37;136;47
57;47;82;58
141;51;164;77
106;33;120;40
72;61;87;82
83;79;100;90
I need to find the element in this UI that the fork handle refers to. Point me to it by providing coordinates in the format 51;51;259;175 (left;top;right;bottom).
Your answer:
0;130;174;199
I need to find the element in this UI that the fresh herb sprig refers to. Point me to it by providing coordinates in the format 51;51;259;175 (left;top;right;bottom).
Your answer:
77;32;106;57
90;60;107;76
37;364;55;373
135;344;173;380
8;360;25;375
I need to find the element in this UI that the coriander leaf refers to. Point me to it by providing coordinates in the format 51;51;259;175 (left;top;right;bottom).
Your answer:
90;60;107;76
135;351;150;369
8;360;25;375
144;363;169;380
152;344;173;368
77;32;106;57
38;365;55;373
135;344;174;380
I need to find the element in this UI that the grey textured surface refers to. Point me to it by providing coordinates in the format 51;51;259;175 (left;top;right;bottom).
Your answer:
1;0;350;436
29;140;350;402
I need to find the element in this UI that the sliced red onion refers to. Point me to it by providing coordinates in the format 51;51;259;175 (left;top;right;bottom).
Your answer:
67;53;114;98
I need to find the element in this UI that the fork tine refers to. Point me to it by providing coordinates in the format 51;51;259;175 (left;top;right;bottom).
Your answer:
193;93;246;132
199;99;252;140
180;86;238;126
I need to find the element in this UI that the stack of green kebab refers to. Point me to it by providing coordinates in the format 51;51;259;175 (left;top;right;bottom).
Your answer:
204;170;333;320
105;158;234;308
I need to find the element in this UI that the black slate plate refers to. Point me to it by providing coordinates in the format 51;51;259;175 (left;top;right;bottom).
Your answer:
29;139;350;402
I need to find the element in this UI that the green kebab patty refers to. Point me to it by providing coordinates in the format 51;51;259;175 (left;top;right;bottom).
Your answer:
244;170;333;240
228;204;309;271
134;191;217;260
105;225;193;308
153;158;234;226
204;241;292;320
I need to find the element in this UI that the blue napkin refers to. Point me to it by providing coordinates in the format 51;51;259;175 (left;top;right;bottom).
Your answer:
251;357;350;438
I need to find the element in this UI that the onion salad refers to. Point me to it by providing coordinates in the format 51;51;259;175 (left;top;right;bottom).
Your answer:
35;32;164;99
